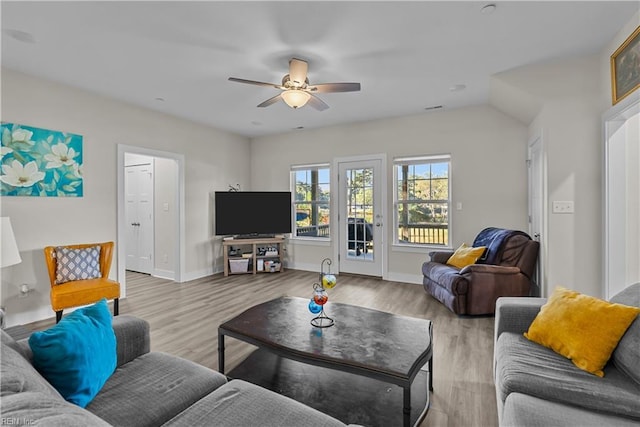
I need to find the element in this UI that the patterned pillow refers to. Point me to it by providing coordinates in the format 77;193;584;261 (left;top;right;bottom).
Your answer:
55;246;102;284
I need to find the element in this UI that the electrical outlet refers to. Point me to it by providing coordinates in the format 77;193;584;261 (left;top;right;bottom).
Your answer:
552;201;574;214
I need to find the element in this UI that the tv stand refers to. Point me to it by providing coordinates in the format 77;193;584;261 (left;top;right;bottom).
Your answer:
223;236;285;276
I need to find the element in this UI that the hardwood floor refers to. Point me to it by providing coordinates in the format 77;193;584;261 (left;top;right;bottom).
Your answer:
27;269;498;427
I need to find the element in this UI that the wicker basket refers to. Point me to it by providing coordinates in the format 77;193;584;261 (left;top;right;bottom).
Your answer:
229;258;249;273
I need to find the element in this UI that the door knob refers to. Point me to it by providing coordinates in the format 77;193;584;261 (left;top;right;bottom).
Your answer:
376;223;382;227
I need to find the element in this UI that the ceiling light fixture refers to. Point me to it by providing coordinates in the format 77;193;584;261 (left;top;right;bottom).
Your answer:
450;84;467;92
281;90;311;109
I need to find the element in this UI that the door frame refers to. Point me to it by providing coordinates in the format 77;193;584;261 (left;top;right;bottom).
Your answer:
332;154;388;279
527;134;546;297
117;144;186;293
603;91;640;299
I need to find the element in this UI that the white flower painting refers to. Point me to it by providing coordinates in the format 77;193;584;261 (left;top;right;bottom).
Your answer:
0;123;84;197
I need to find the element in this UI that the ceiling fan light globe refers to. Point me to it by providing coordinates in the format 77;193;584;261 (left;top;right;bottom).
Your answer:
282;90;310;109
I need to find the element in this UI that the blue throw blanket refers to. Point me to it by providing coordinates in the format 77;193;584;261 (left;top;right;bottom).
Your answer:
472;227;531;265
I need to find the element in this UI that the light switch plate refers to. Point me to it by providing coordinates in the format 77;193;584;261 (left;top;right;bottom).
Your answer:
552;201;574;213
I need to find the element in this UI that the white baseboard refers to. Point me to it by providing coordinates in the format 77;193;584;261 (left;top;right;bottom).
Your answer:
152;268;175;281
385;272;424;285
181;266;221;282
286;261;321;273
288;262;423;286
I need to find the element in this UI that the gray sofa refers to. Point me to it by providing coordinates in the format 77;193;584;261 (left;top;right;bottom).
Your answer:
1;315;350;427
494;283;640;426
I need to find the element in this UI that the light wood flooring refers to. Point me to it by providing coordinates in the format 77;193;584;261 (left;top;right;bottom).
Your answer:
27;269;498;427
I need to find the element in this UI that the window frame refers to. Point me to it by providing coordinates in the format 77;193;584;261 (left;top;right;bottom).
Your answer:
290;163;331;241
393;154;452;249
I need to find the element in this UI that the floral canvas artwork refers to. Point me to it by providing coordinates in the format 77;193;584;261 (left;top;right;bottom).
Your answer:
0;123;83;197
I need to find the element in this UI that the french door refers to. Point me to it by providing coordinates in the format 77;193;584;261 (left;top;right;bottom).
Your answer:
337;158;384;277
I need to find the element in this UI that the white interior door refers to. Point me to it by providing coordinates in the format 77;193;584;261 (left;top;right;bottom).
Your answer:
125;163;154;274
338;159;383;276
528;137;544;296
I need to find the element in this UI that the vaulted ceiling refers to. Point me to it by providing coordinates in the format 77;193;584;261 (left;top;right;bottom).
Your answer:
2;1;637;137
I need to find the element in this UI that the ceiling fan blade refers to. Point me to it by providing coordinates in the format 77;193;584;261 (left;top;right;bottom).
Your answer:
229;77;282;89
307;94;329;111
309;82;361;93
288;58;308;87
257;94;283;108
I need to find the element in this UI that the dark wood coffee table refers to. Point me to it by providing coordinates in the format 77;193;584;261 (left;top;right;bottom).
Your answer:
218;297;433;427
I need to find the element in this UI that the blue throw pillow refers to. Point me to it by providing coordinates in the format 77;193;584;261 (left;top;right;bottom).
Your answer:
28;299;117;407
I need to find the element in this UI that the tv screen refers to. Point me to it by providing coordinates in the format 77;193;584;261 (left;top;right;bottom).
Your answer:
215;191;292;237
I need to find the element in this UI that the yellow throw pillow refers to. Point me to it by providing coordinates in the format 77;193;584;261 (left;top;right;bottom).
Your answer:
524;286;640;377
446;243;486;269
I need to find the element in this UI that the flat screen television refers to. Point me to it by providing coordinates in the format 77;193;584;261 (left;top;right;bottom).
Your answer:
214;191;292;237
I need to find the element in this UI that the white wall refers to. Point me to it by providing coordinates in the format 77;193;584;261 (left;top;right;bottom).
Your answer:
154;157;178;279
488;12;640;299
0;69;250;327
250;105;529;282
518;55;604;298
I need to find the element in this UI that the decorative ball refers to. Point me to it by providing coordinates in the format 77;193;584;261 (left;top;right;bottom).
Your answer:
313;288;328;305
308;299;322;314
322;274;337;289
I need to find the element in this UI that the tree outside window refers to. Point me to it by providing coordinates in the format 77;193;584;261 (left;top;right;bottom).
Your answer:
394;156;450;246
291;165;330;238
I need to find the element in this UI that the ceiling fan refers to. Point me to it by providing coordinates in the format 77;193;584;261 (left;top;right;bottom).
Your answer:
228;58;360;111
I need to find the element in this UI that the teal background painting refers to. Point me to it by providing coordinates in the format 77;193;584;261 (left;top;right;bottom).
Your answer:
0;123;83;197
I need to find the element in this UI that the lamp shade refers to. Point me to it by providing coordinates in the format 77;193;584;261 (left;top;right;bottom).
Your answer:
1;217;22;268
281;90;311;109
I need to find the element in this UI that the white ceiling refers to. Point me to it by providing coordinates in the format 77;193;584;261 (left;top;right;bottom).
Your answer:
1;1;637;138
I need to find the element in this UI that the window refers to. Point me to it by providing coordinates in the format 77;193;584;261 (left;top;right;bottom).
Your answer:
394;155;451;246
291;164;330;239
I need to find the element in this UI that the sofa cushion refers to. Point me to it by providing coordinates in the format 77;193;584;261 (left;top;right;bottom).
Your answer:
87;351;228;427
0;392;111;427
496;332;640;420
524;286;640;377
1;335;62;399
610;283;640;386
1;328;29;360
421;262;468;294
161;379;347;427
55;245;102;284
446;243;486;269
502;392;640;427
28;299;117;408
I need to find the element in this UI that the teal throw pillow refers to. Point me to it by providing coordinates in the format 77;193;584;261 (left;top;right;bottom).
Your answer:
28;299;117;407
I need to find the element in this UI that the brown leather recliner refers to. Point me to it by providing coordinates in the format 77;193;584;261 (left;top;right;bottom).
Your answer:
422;227;539;315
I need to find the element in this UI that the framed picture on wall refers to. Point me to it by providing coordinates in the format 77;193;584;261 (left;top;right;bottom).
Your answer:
611;25;640;105
0;122;84;197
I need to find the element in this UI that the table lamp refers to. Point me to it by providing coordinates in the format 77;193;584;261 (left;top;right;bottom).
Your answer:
1;217;22;268
1;217;22;328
